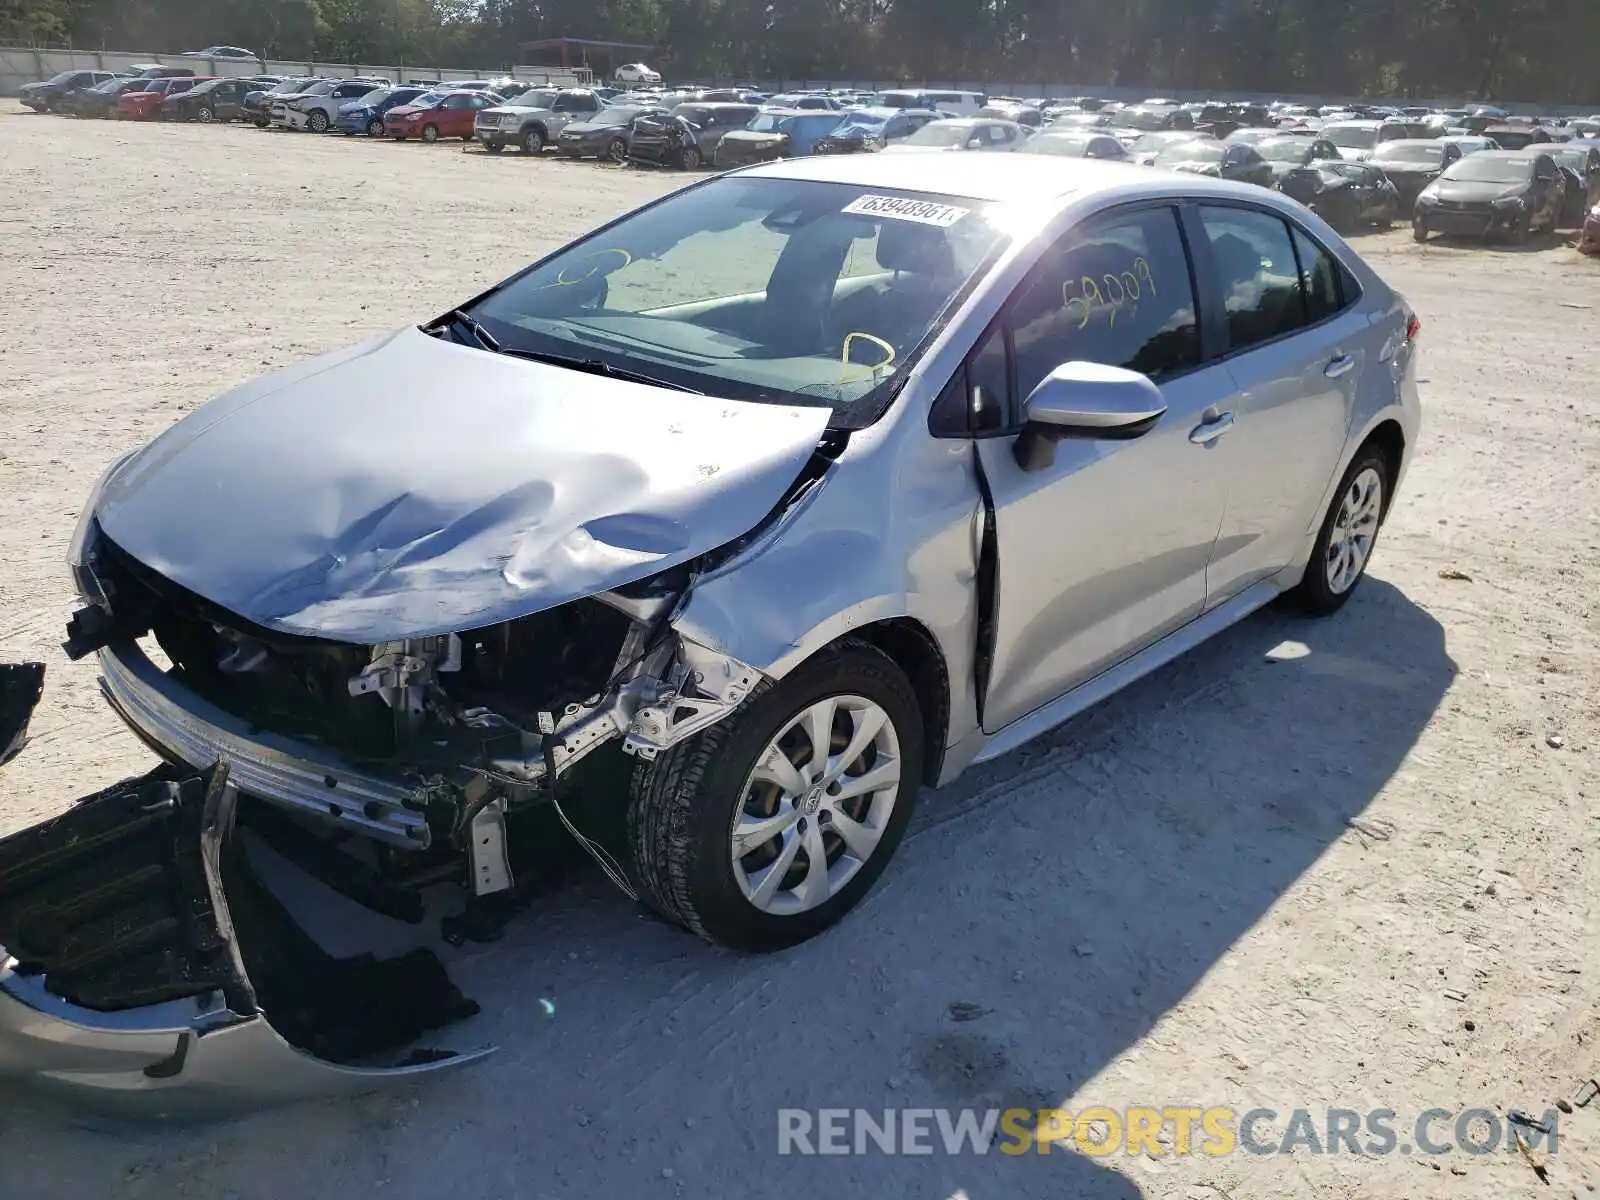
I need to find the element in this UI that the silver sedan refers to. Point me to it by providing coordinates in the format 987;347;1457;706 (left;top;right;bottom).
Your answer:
14;152;1420;1113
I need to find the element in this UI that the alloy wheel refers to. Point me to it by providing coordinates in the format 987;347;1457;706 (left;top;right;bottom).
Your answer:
730;695;901;916
1325;467;1383;594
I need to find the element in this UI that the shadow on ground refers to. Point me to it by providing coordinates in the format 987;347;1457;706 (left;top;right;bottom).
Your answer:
0;579;1454;1200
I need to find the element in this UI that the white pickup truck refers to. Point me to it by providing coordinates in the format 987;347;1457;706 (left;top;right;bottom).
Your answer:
473;87;604;154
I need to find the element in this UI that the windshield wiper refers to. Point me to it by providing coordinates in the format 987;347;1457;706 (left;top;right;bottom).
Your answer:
427;310;500;353
495;347;704;394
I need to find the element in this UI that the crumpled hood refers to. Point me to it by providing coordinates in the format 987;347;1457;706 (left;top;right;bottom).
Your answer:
96;327;832;643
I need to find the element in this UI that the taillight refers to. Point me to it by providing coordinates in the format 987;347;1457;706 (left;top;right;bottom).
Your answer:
1406;313;1422;342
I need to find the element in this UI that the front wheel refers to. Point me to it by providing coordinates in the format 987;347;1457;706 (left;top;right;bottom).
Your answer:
679;145;703;169
606;136;627;163
1285;446;1390;616
521;127;545;154
306;110;329;133
484;141;504;153
421;123;440;143
1412;218;1428;243
626;639;924;951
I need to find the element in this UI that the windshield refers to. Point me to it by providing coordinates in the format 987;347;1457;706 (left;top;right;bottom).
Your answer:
1441;155;1533;184
903;123;970;147
835;112;888;132
1110;109;1172;131
879;92;918;109
1545;150;1585;171
520;90;558;109
746;113;788;133
593;105;641;123
408;91;443;107
1373;142;1444;165
1156;141;1223;164
1325;124;1378;149
1051;113;1104;129
358;87;396;106
45;71;82;85
468;177;1008;426
1128;132;1186;153
1255;138;1315;162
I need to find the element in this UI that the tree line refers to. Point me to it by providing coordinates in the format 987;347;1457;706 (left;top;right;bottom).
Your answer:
5;0;1595;103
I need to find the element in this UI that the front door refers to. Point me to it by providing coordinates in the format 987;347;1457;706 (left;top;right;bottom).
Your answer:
974;203;1232;733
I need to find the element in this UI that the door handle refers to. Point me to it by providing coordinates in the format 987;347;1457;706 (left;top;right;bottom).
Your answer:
1189;411;1235;444
1324;354;1355;378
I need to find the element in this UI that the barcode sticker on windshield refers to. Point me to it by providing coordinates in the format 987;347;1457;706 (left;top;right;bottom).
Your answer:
841;195;971;227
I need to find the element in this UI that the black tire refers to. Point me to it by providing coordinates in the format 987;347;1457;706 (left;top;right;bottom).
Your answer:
1411;218;1428;243
196;105;215;124
421;123;440;144
367;117;385;137
680;145;702;170
1284;443;1392;616
1506;214;1529;244
626;639;925;952
484;141;505;154
307;110;329;133
521;126;545;154
605;136;627;164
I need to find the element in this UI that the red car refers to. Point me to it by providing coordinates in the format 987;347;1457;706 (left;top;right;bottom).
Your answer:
117;76;214;120
385;89;502;142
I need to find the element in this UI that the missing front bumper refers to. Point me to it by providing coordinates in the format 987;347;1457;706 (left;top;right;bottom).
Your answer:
0;760;490;1120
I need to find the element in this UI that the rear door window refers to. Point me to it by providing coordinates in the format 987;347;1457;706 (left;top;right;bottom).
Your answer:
1195;206;1306;352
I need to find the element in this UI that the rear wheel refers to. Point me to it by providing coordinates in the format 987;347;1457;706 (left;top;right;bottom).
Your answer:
484;141;504;154
1285;445;1390;616
626;640;924;951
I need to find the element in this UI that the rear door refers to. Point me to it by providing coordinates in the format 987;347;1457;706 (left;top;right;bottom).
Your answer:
966;203;1232;731
1193;204;1367;603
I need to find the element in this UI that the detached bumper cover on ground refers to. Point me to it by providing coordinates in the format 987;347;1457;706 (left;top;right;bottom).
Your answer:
0;664;490;1119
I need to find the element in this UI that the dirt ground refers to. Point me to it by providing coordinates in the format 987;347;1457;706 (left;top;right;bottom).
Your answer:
0;103;1596;1200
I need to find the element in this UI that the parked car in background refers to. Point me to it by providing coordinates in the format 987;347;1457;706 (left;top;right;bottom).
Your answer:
387;90;502;142
1277;160;1401;230
282;79;388;132
557;103;665;161
1367;139;1463;205
976;101;1042;128
876;87;985;116
614;63;661;84
20;69;125;112
1127;129;1211;165
1020;131;1128;159
809;107;938;154
1107;104;1196;146
1048;111;1112;133
117;76;210;121
882;117;1032;153
247;78;324;127
1507;142;1600;226
1321;119;1408;162
1153;139;1273;187
180;46;258;60
628;103;753;168
717;109;851;165
334;85;431;137
162;77;267;123
1437;134;1500;157
1413;150;1565;243
1481;124;1554;151
1251;134;1343;184
1226;126;1309;146
474;87;602;154
64;76;151;118
128;64;196;81
762;92;843;112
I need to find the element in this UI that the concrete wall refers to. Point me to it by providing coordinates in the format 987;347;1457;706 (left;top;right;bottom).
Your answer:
0;46;588;95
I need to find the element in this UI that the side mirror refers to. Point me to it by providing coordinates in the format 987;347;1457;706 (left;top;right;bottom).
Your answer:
1012;361;1168;471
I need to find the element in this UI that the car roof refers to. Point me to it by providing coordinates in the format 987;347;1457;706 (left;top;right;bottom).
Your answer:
738;152;1156;201
1372;138;1445;149
1468;150;1534;161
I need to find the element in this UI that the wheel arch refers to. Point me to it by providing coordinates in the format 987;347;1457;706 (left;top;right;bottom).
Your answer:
840;619;950;787
1361;417;1407;518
